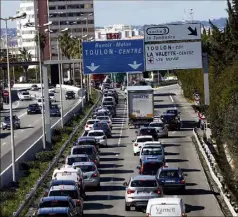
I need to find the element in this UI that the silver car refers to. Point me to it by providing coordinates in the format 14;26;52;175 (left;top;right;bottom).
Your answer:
123;175;163;211
87;130;107;146
139;145;165;165
85;119;100;132
65;154;90;168
149;121;168;138
72;161;100;189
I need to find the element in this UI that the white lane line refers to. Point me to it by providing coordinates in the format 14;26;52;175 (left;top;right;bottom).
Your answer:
1;142;7;146
28;124;32;127
19;112;27;118
170;95;174;103
117;103;127;146
21;129;24;132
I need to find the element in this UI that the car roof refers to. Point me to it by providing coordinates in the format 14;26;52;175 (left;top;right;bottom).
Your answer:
29;103;38;106
72;145;95;148
150;121;163;124
78;136;96;140
148;197;182;205
66;154;89;158
49;185;76;191
87;119;99;122
37;207;69;214
160;167;180;171
88;130;104;133
73;161;95;166
131;175;157;181
144;141;162;145
137;135;153;139
142;144;162;148
40;196;70;202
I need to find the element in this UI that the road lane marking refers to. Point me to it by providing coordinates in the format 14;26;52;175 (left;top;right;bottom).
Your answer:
170;95;174;102
28;124;32;127
117;103;127;146
1;142;7;146
19;112;27;118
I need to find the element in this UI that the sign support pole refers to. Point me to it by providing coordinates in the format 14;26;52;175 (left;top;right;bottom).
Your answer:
202;53;210;105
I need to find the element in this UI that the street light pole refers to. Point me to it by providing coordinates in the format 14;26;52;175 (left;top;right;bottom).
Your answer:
5;19;16;182
0;12;27;183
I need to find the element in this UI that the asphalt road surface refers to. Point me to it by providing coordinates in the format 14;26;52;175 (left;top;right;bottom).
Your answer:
82;85;224;217
0;88;80;173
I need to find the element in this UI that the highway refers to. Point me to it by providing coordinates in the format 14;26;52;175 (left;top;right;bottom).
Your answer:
82;84;224;217
0;88;80;173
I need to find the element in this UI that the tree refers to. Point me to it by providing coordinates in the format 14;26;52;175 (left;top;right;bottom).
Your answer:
19;47;32;82
34;32;47;53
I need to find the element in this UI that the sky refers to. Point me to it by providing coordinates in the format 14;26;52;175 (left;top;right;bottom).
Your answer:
1;0;228;28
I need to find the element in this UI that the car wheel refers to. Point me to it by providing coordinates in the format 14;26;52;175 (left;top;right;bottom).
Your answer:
134;153;136;156
27;112;30;115
96;182;100;190
125;202;130;211
18;125;21;129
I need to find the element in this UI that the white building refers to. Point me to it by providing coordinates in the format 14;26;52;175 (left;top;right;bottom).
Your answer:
95;24;141;41
16;0;37;62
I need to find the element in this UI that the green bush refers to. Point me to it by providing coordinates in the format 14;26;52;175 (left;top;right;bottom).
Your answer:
35;150;56;162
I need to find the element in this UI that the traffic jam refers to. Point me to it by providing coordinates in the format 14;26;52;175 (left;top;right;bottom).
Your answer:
31;78;188;217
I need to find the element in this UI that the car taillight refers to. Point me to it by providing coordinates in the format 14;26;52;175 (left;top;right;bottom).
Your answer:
134;143;138;146
92;173;98;177
181;213;186;217
85;125;88;128
76;199;81;205
127;189;135;194
180;179;185;184
153;189;161;194
94;160;97;164
140;166;144;173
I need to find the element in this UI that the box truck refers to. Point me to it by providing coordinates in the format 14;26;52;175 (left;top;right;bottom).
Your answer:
127;85;154;128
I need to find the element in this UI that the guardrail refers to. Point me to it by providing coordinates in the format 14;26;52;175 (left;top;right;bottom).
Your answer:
12;91;101;217
193;128;238;216
0;95;85;188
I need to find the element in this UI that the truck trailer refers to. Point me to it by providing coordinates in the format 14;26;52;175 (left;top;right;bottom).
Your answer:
127;86;154;128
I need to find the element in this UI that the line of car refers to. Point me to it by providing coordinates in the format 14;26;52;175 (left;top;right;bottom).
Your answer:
30;84;119;217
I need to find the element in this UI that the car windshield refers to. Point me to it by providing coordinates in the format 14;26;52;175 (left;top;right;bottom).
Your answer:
49;190;77;199
77;165;96;172
102;101;113;106
149;123;164;128
137;137;153;142
142;147;162;155
67;91;74;95
87;120;98;125
49;93;54;96
4;116;10;121
77;140;96;145
51;105;58;109
38;99;43;102
104;98;113;101
140;128;156;135
39;200;70;208
94;122;108;128
161;115;175;121
72;147;93;155
51;180;75;186
22;92;29;95
37;214;69;217
97;116;109;121
131;180;157;187
159;170;180;178
143;162;164;174
29;104;38;107
88;132;104;137
67;157;89;165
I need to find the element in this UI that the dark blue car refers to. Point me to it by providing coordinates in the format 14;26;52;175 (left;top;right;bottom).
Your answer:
156;167;186;192
93;121;111;137
36;207;77;216
27;103;41;115
137;158;164;175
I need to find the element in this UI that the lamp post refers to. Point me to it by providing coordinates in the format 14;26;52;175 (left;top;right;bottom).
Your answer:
0;12;27;183
25;21;52;149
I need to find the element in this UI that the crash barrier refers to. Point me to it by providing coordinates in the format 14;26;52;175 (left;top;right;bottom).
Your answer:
0;93;86;188
12;91;101;217
193;128;238;216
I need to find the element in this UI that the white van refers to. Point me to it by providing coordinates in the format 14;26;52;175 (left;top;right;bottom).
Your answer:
146;197;187;217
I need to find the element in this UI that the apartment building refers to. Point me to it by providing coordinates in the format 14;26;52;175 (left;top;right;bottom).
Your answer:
16;0;95;61
48;0;95;59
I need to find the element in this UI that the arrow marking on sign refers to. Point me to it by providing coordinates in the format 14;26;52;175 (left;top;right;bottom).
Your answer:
188;26;197;36
128;61;142;70
86;63;100;72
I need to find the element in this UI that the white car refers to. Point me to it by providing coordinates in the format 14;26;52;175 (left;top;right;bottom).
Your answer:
84;119;100;132
17;91;32;101
49;87;56;93
102;96;116;106
37;98;44;107
49;92;56;102
132;135;154;156
87;130;107;146
96;116;112;129
149;121;168;138
31;84;39;91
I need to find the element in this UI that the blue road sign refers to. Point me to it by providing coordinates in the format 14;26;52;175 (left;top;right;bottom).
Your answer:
82;39;144;74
